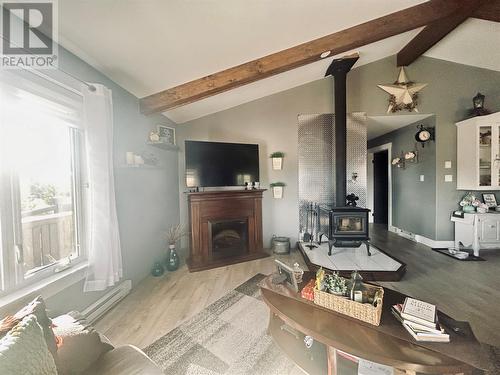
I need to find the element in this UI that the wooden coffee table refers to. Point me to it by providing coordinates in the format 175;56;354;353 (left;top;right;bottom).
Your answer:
260;272;499;375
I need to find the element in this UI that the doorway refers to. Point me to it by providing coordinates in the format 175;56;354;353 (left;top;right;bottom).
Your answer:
367;143;392;228
373;150;389;226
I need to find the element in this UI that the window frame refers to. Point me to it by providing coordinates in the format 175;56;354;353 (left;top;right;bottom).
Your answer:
0;89;87;297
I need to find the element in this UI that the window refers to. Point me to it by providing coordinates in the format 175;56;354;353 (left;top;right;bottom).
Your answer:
0;70;85;294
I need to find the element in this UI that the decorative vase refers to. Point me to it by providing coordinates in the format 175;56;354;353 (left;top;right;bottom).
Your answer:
151;261;164;277
463;205;475;213
166;245;180;271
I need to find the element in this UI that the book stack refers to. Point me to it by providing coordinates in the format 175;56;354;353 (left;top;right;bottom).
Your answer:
392;297;450;343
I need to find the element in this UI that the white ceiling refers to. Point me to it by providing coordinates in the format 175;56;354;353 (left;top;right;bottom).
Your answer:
367;114;433;140
57;1;500;124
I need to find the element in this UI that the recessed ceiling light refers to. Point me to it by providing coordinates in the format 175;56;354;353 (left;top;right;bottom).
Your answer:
320;51;331;58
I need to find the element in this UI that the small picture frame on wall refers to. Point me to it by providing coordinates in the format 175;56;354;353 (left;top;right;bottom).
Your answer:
274;260;298;292
482;193;497;208
157;125;176;145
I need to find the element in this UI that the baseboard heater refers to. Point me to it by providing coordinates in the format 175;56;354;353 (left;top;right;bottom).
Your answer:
82;280;132;323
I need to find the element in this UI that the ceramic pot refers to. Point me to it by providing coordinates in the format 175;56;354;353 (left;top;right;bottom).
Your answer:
272;186;284;199
463;205;476;213
271;236;290;254
166;245;180;271
272;157;283;170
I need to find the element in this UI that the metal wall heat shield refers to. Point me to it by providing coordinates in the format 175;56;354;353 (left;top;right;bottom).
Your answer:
298;114;335;240
298;113;367;240
346;113;368;207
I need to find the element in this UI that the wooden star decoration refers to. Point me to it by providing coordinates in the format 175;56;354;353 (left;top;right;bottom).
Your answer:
377;67;427;113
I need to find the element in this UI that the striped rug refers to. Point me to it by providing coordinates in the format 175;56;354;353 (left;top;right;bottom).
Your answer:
144;274;304;375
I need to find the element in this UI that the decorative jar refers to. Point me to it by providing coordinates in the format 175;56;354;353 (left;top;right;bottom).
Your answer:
151;262;164;277
463;205;475;213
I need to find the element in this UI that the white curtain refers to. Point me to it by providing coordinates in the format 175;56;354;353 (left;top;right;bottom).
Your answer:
82;84;123;292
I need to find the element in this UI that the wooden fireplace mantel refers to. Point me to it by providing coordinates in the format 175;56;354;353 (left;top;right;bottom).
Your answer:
187;189;269;272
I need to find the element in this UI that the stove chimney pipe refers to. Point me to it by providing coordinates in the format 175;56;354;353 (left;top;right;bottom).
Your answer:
325;53;359;207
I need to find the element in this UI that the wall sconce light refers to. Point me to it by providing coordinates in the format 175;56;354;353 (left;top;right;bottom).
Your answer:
473;92;485;110
471;92;490;116
392;156;405;169
404;150;418;163
392;150;419;169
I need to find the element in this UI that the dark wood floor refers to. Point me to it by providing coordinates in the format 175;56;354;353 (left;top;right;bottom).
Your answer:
370;224;500;347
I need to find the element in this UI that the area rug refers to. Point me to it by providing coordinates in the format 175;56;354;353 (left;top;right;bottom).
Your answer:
143;274;303;375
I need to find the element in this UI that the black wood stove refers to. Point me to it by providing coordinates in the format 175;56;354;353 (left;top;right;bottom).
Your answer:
318;205;371;256
316;54;372;257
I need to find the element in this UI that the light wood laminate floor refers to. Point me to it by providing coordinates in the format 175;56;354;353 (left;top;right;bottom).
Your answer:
94;250;305;349
95;225;500;349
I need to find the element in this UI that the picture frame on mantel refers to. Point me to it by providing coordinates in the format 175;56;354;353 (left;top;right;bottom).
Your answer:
482;193;497;208
157;125;176;145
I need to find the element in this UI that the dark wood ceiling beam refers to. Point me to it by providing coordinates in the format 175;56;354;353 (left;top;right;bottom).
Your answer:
397;0;487;67
473;0;500;23
140;0;471;115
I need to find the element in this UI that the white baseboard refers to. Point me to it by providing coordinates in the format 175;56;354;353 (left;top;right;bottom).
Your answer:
389;226;416;241
415;235;454;249
82;280;131;323
389;226;453;249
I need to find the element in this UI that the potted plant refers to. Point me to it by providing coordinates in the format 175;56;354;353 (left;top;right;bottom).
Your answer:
324;272;347;296
270;151;285;170
166;224;187;271
270;182;286;199
459;192;477;213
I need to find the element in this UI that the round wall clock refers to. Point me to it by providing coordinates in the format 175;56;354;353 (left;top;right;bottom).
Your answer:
415;125;434;145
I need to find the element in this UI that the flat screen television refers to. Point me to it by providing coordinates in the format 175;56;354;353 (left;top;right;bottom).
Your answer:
185;140;259;187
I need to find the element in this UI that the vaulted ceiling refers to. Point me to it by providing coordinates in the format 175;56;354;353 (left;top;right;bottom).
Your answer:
58;1;500;123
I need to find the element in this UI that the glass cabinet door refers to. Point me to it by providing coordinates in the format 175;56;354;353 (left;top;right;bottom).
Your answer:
479;126;492;186
497;126;500;187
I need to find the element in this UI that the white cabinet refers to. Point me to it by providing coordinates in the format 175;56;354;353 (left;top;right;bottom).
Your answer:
456;112;500;190
452;213;500;256
479;216;500;242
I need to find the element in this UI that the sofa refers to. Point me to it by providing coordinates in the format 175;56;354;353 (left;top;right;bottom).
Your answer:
0;296;162;374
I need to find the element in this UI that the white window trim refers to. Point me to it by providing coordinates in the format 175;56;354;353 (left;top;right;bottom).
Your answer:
0;128;87;295
0;71;88;299
0;261;87;310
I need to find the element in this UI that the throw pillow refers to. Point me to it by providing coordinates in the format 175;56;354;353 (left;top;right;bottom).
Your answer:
12;296;58;358
52;312;113;374
0;314;58;375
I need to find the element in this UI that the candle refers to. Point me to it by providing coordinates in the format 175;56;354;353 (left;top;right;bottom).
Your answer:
126;152;134;165
134;155;144;165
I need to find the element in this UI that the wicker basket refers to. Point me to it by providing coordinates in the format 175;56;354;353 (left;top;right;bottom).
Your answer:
313;283;384;326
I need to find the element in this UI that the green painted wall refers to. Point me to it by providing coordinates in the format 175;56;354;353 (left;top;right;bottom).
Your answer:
349;56;500;240
368;116;436;239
